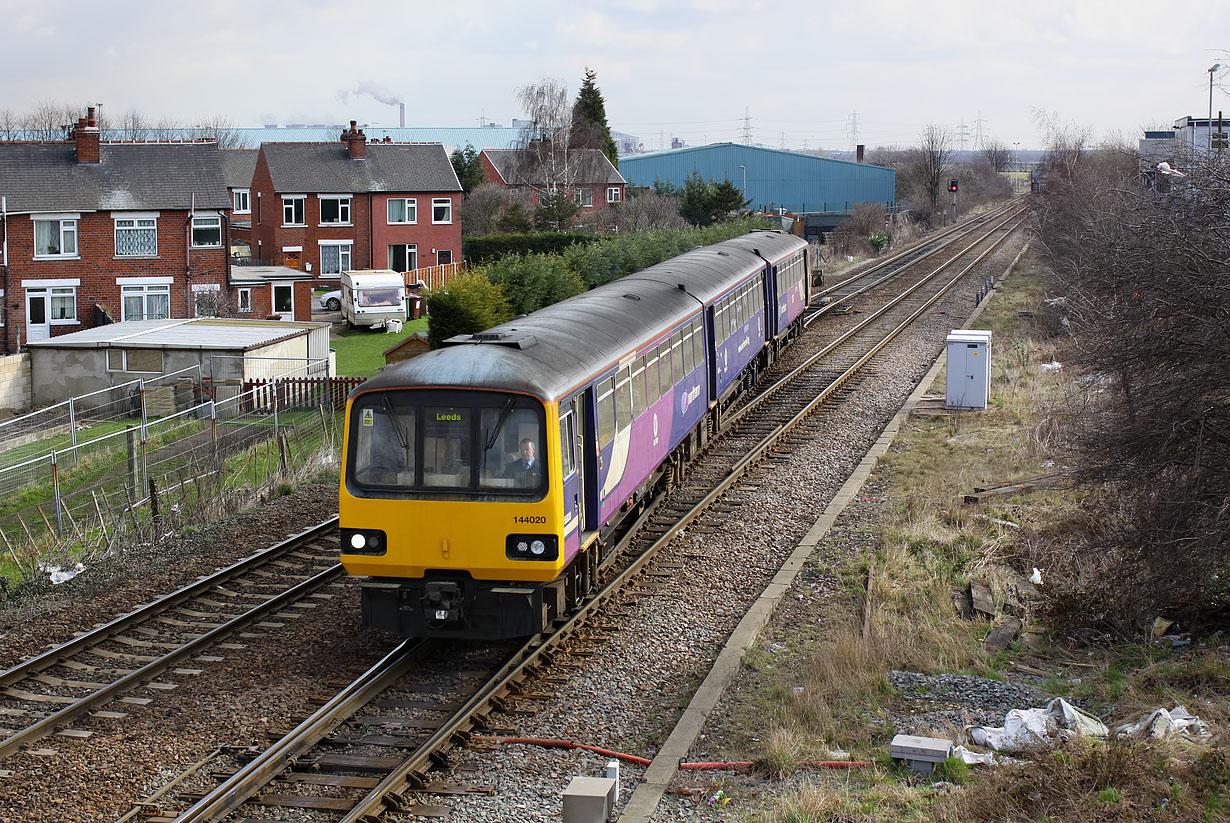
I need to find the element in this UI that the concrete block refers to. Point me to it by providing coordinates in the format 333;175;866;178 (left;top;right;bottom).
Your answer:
890;734;953;776
563;775;616;823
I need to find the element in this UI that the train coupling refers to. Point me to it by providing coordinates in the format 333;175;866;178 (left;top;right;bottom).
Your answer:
424;581;464;624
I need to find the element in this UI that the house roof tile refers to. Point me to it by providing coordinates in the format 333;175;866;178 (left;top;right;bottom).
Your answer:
481;148;626;186
260;142;462;194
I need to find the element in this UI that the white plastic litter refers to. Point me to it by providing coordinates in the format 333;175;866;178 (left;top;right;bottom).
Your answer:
1040;362;1063;373
1114;706;1210;742
951;745;998;765
1029;568;1043;585
44;562;86;585
968;698;1108;751
385;319;403;334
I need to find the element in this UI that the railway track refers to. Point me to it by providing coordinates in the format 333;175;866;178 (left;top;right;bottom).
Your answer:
0;520;344;761
124;211;1027;822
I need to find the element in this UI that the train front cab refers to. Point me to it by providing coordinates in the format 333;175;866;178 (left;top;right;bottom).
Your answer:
339;387;570;639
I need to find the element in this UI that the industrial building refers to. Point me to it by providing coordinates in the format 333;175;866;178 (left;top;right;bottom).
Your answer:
619;143;894;216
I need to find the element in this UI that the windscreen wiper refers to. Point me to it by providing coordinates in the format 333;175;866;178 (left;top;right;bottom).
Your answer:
483;397;514;452
380;395;408;450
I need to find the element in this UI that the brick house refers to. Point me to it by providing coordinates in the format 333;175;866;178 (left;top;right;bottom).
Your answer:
478;148;626;217
221;148;258;253
249;123;462;287
0;108;233;354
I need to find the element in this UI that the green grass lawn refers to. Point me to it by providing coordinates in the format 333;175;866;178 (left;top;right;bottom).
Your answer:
331;317;430;378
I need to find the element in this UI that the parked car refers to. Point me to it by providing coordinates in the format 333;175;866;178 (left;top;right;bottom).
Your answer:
318;290;342;311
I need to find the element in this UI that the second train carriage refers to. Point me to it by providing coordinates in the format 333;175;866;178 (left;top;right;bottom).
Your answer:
339;230;809;639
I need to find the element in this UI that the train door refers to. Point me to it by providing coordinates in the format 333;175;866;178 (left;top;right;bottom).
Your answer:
562;392;596;533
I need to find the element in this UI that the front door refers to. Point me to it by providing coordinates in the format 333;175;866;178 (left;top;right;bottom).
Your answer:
283;251;300;270
272;284;295;321
26;291;49;342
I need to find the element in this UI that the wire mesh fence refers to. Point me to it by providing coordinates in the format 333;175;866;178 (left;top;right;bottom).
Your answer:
0;366;363;582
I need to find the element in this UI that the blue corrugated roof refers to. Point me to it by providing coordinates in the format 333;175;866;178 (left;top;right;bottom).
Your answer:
619;143;895;215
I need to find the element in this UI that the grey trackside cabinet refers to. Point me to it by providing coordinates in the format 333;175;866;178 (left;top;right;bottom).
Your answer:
945;330;992;410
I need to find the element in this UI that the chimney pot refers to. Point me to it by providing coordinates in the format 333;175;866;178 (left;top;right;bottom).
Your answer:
87;106;97;127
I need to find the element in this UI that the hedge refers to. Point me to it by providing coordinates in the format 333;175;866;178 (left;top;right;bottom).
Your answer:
462;232;600;264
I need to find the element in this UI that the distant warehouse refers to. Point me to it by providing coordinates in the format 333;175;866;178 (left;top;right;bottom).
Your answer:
619;143;895;236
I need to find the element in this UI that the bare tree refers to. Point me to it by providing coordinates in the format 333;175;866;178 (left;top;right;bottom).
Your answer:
914;124;952;218
21;100;82;140
611;190;687;232
0;108;22;141
982;139;1013;173
514;78;584;195
189;115;250;149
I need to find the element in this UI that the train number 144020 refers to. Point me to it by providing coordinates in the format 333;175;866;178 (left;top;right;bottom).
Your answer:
513;515;547;524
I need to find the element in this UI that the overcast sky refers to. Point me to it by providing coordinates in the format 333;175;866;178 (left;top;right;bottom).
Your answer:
4;0;1227;152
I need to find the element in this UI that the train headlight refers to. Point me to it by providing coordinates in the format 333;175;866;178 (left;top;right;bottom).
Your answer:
341;528;388;556
506;534;558;561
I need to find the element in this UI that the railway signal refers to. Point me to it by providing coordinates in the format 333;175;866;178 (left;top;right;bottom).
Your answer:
950;179;959;223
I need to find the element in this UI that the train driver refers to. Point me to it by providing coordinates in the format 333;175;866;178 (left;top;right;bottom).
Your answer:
503;437;543;487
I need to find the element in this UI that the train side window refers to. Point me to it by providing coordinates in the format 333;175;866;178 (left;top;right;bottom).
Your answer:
691;318;704;366
681;327;695;374
597;377;615;449
615;364;632;432
717;303;728;341
646;350;661;406
658;340;672;392
559;411;576;477
631;356;647;418
671;332;684;383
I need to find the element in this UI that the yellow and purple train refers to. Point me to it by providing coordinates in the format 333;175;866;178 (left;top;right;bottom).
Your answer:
339;230;809;638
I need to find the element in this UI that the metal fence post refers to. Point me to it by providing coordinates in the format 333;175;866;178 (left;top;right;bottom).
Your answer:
51;451;64;538
209;399;218;461
139;379;148;430
272;378;279;441
68;397;78;458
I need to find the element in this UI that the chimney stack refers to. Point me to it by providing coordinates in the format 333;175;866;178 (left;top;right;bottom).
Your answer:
856;144;865;163
341;120;367;159
399;103;405;129
75;106;101;163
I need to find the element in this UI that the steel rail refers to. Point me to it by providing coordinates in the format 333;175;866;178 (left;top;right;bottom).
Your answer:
172;636;434;822
807;205;1025;325
0;519;342;760
732;214;1026;429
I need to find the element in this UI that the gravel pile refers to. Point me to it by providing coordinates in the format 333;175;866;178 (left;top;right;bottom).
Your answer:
886;669;1049;735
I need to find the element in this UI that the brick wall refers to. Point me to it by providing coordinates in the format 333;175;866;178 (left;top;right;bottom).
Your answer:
0;353;31;412
2;210;229;351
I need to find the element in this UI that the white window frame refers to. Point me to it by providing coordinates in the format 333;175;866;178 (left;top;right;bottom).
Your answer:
282;195;306;226
114;212;159;257
272;283;294;316
232;189;251;214
607;187;622;203
318;195;352;226
32;214;80;259
436;249;453;265
387;243;418;272
320;240;353;275
118;277;173;322
574;187;593;208
237;287;252;313
191;214;223;248
388;197;417;224
431;198;452;224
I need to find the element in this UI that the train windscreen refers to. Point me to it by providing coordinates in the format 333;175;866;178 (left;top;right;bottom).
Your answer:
348;390;546;498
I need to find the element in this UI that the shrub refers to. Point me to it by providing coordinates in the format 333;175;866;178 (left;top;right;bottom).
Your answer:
462;232;599;264
424;273;514;348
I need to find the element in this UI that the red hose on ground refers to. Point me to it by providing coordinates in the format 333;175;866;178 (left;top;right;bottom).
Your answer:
473;737;870;770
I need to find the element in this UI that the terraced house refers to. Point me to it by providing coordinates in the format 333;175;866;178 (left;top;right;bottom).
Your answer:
0;108;231;354
249;122;463;286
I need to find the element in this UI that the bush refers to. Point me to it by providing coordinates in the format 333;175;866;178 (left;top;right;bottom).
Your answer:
424;273;514;348
462;232;599;264
482;254;586;316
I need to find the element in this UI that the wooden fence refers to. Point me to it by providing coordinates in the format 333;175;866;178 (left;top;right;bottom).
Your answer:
240;376;365;412
404;261;466;291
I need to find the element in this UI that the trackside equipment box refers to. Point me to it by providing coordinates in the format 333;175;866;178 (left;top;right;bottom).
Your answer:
890;734;953;776
562;775;616;822
945;329;992;410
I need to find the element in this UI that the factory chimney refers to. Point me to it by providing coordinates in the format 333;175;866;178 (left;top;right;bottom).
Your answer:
399;102;405;129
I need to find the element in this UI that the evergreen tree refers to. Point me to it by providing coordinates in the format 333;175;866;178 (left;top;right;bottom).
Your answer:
450;143;487;195
572;68;619;169
679;172;751;227
496;201;533;234
533;189;580;232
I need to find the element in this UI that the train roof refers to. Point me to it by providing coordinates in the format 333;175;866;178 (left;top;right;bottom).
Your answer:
718;229;809;264
359;231;807;402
